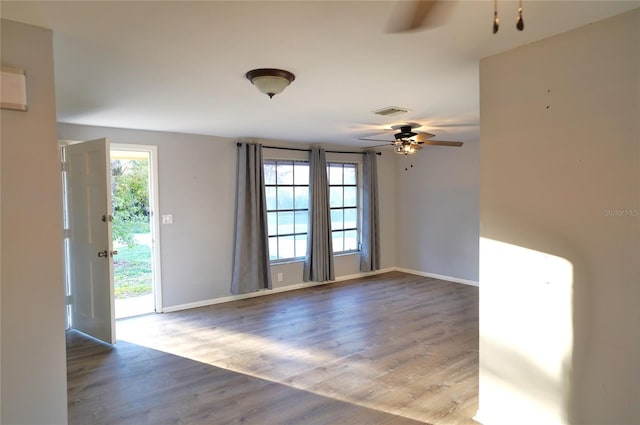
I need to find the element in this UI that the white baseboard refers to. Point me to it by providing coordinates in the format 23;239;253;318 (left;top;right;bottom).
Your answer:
394;267;479;287
161;267;396;313
333;266;396;282
473;409;486;424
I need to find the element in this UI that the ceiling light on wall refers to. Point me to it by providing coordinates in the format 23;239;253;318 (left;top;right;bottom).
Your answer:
246;68;295;99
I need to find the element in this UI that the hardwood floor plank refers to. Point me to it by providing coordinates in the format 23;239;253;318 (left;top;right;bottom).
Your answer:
68;271;478;424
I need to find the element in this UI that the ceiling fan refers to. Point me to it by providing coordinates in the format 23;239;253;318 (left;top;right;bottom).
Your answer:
387;0;524;33
359;124;463;155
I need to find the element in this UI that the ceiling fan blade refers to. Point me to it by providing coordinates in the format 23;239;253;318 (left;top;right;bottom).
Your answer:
414;132;436;142
419;140;463;147
358;137;393;143
387;0;438;33
387;0;456;33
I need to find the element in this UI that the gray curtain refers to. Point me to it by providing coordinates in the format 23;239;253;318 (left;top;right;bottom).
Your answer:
360;150;380;272
303;147;335;282
231;142;272;294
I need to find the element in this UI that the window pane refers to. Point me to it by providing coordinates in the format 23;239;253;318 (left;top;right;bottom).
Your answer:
277;161;294;185
344;230;358;251
330;187;343;208
332;231;344;253
329;164;343;185
265;187;277;211
344;187;357;207
294;210;308;234
295;234;307;258
344;208;357;229
343;164;356;185
278;211;294;235
265;159;313;261
279;236;295;259
277;187;293;209
331;209;344;230
267;212;278;236
294;163;309;185
294;186;308;209
268;237;278;260
264;162;276;185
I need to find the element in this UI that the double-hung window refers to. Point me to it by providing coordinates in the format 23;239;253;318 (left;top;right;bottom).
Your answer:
328;162;359;253
264;160;309;261
264;158;360;262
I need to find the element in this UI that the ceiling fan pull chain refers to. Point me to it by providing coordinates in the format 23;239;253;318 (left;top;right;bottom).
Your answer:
493;0;500;34
516;0;524;31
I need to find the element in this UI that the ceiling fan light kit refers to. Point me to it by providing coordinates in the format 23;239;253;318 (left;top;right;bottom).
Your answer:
246;68;295;98
493;0;525;33
516;0;525;31
394;139;420;155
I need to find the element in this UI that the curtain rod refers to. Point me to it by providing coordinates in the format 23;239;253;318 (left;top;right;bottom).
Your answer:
236;143;382;156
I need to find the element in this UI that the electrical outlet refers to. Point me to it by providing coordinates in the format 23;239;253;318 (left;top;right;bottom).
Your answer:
277;272;283;282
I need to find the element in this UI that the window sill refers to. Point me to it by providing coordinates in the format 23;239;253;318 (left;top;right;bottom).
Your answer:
270;251;360;265
270;258;305;266
335;250;361;258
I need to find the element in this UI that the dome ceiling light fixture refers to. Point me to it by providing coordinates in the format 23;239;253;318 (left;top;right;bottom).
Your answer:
245;68;295;99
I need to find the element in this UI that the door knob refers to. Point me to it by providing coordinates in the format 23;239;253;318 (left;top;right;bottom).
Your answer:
98;250;108;258
110;250;118;257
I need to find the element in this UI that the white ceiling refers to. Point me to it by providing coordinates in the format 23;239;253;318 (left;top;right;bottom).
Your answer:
2;1;638;147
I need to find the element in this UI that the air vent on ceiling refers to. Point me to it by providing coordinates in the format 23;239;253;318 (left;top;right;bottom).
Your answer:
372;106;409;116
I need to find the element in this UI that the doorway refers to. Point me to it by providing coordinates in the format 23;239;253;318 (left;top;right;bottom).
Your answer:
110;144;161;319
62;139;162;342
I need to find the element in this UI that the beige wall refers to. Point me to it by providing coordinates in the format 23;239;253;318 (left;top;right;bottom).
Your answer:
1;19;68;424
479;8;639;424
395;135;480;283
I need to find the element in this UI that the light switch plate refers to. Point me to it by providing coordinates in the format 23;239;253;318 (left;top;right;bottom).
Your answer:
162;214;173;224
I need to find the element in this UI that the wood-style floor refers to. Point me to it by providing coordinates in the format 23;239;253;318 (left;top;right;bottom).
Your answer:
67;271;479;425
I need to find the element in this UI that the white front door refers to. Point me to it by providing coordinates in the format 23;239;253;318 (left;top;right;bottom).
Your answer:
65;138;115;344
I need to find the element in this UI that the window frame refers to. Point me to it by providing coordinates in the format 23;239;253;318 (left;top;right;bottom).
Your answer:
264;158;310;263
263;151;363;263
327;161;361;255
